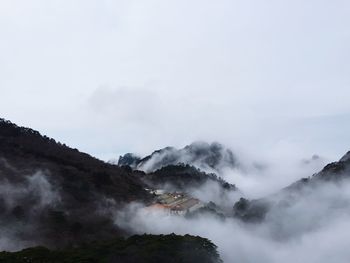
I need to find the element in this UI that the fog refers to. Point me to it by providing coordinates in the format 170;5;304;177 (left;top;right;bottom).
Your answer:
0;143;347;262
121;141;328;198
131;142;237;174
0;171;61;251
115;178;350;263
219;152;328;198
1;1;350;261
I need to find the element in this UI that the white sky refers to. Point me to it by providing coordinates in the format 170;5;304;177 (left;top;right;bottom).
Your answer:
1;0;350;162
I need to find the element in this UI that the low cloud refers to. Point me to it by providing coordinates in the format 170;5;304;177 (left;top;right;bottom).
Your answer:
0;171;60;251
114;178;350;263
0;171;60;211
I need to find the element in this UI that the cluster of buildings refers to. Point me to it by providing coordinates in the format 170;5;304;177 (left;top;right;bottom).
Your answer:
145;190;204;215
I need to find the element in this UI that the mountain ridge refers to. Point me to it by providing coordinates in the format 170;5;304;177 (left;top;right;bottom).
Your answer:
0;118;152;249
115;141;237;173
233;150;350;222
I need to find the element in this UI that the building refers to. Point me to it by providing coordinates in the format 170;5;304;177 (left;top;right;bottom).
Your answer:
146;191;203;216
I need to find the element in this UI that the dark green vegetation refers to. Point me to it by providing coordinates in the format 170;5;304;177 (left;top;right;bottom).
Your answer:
0;118;152;248
233;197;270;222
141;164;237;192
0;234;222;263
0;118;223;262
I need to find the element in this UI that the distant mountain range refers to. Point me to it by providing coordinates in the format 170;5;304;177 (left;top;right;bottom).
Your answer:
233;150;350;225
115;141;237;173
1;117;350;262
115;142;240;205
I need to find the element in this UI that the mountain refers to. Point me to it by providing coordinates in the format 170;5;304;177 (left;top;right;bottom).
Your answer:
0;234;222;263
233;151;350;223
117;153;141;167
139;164;237;192
312;151;350;181
0;118;226;262
115;141;237;173
0;118;152;249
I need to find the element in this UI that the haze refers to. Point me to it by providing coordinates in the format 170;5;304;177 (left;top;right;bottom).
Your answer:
1;0;350;163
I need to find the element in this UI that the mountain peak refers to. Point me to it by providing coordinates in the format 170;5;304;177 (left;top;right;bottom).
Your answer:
115;141;237;173
340;151;350;162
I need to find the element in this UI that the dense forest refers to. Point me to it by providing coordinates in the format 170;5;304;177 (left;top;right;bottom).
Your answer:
0;118;224;262
0;234;222;263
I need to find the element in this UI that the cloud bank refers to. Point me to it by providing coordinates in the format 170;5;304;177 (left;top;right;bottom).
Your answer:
115;178;350;263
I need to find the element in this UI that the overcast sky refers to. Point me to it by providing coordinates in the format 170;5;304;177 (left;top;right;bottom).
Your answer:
1;0;350;162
